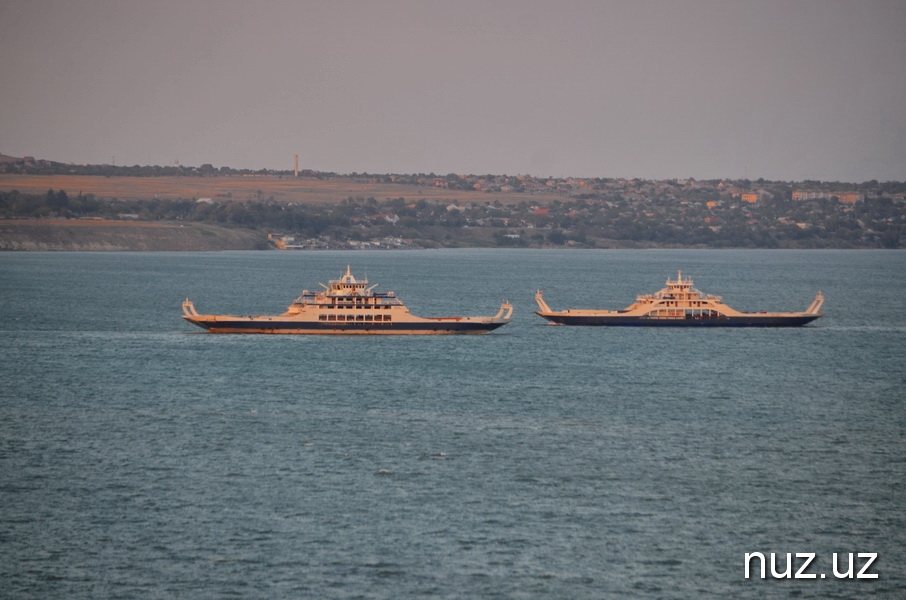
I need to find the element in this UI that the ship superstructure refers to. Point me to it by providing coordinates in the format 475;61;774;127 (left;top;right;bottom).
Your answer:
534;271;823;327
183;265;513;334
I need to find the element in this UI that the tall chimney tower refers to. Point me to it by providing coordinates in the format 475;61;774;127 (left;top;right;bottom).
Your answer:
294;154;299;177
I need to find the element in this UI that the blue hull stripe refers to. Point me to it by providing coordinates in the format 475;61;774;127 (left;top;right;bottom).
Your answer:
189;319;505;333
538;315;820;327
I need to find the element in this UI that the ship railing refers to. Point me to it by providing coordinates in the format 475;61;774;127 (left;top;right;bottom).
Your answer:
495;301;514;321
534;291;553;314
182;298;199;317
806;291;824;314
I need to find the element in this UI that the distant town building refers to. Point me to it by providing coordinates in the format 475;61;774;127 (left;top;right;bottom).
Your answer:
836;192;863;204
792;190;824;200
792;190;863;203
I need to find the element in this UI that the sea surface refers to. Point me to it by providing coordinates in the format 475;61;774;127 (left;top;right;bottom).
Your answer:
1;249;904;599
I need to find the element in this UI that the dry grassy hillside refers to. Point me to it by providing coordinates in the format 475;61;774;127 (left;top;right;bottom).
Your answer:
0;174;560;206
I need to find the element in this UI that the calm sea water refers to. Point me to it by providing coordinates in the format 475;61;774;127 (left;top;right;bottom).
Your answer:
1;249;904;599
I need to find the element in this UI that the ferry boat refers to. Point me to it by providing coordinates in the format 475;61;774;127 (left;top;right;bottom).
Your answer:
534;271;824;327
182;266;513;334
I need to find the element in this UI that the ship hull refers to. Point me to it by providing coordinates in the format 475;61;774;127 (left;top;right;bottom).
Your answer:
535;313;821;327
184;317;508;334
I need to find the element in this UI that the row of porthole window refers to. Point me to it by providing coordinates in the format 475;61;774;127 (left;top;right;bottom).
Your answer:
331;304;394;309
645;309;722;318
319;314;392;322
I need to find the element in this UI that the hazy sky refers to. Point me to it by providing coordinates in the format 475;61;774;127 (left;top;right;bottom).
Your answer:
2;0;905;181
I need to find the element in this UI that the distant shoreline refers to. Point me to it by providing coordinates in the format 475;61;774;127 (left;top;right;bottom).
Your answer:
0;218;262;251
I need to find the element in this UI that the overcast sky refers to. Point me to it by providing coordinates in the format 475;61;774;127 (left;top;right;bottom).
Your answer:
2;0;904;181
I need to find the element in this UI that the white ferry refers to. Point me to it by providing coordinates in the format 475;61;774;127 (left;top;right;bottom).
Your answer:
183;266;513;334
535;271;824;327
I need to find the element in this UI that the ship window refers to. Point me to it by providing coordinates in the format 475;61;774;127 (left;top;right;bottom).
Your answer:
365;315;373;321
356;315;364;321
319;315;327;321
328;315;336;321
